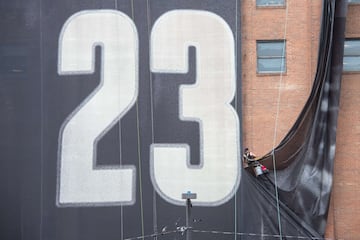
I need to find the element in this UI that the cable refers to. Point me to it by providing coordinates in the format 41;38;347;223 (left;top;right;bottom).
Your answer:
146;0;159;238
113;1;125;239
121;228;336;240
127;0;146;238
39;0;44;239
124;229;179;240
234;0;241;239
192;229;335;240
135;53;146;240
271;1;291;239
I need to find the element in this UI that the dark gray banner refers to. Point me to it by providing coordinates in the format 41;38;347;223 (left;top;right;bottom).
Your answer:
0;1;242;240
0;0;347;239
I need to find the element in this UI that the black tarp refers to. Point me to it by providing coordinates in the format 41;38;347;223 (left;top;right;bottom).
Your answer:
0;0;346;239
256;0;347;237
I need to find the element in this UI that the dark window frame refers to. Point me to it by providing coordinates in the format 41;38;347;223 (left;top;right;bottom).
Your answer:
256;40;286;74
256;0;286;7
348;0;360;5
343;39;360;72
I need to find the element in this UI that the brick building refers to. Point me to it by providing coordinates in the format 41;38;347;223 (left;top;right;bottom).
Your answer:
241;0;360;239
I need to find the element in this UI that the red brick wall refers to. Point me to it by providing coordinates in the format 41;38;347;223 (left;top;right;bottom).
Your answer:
241;0;360;239
242;0;318;156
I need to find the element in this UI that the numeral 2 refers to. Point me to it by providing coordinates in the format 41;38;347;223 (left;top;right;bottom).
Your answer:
57;10;137;206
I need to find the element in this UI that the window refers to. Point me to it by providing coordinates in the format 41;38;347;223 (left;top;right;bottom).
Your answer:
343;39;360;72
257;40;286;74
256;0;285;7
348;0;360;4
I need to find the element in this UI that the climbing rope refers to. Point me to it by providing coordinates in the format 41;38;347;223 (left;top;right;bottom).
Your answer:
146;0;159;238
270;1;291;239
121;228;336;240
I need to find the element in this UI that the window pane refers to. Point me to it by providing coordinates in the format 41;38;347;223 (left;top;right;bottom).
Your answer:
257;40;286;73
343;56;360;72
257;0;285;6
348;0;360;4
257;58;286;73
344;40;360;56
257;41;285;57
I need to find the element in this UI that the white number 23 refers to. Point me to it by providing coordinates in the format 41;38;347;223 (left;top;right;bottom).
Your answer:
57;9;241;207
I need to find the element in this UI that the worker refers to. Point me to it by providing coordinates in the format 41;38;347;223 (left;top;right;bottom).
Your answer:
243;148;269;177
243;148;256;162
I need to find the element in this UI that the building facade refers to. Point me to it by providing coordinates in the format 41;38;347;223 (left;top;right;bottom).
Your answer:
241;0;360;239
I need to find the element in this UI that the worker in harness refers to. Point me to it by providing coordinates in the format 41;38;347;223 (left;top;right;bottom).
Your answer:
243;148;269;177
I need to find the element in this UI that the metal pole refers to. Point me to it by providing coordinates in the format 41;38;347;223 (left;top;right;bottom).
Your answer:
185;198;191;240
182;191;197;240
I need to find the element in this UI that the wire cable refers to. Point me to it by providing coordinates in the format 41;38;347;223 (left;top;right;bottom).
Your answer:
129;0;146;238
113;1;125;239
39;0;44;239
120;228;336;240
271;1;291;239
124;229;179;240
234;0;241;239
146;0;159;238
191;229;335;240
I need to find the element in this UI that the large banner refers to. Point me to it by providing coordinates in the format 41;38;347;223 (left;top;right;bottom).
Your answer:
0;1;242;239
0;0;347;239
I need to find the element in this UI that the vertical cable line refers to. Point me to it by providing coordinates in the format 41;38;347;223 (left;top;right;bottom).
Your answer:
39;0;44;239
234;0;240;239
131;1;146;238
119;119;124;240
114;1;125;239
271;1;290;240
249;0;255;152
146;0;158;238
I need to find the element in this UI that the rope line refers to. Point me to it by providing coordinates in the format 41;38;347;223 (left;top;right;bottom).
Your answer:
129;0;146;238
270;1;291;239
234;0;240;239
39;0;44;239
135;61;146;240
117;0;123;237
146;0;155;147
113;1;125;239
120;228;335;240
124;230;179;240
192;229;334;240
146;0;159;238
